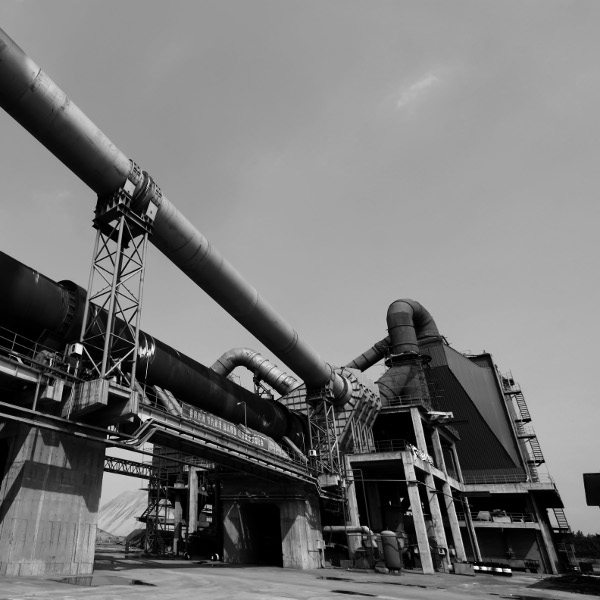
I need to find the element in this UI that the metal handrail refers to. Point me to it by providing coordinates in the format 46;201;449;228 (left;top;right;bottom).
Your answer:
0;324;80;383
380;395;435;411
142;387;308;469
456;511;538;524
463;472;555;485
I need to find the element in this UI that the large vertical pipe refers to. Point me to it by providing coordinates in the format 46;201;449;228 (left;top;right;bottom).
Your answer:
345;300;441;371
0;27;351;404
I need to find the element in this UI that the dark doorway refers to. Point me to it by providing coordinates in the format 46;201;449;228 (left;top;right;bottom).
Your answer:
242;503;282;566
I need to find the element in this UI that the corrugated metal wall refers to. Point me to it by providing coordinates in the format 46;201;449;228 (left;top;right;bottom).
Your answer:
422;341;525;478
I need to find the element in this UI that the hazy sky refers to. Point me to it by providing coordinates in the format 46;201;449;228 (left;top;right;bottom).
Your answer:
1;1;599;534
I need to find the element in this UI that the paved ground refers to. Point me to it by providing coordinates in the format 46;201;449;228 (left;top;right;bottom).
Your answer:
1;552;598;600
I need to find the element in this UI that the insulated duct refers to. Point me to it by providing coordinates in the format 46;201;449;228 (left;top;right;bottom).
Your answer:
345;300;440;372
211;348;298;396
0;27;351;405
345;300;441;403
0;250;307;445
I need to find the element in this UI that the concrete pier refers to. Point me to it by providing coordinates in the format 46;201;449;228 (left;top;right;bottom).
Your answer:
0;423;105;578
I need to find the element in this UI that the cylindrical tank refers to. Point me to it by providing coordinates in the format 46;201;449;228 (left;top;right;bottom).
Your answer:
380;530;402;572
0;250;307;445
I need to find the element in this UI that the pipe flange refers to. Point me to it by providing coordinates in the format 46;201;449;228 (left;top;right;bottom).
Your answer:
384;351;431;368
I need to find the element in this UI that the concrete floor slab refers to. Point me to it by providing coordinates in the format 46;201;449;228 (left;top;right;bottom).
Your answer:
0;552;597;600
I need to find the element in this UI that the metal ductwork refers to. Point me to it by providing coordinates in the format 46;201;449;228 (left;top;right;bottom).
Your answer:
345;299;440;372
0;250;307;445
345;337;390;372
386;299;440;357
345;299;441;402
211;348;298;396
0;27;352;405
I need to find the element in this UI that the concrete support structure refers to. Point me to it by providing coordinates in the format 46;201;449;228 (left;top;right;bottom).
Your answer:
0;423;105;579
410;408;427;452
424;471;450;570
172;481;184;556
431;430;445;471
188;468;201;534
430;428;466;562
404;459;435;574
344;456;363;556
221;478;324;569
441;481;467;561
530;494;560;575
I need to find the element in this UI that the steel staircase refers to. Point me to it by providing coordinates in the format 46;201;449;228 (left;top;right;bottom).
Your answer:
513;390;531;423
527;437;545;466
553;507;571;532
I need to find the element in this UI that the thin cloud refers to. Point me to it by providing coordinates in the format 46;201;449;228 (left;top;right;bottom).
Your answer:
396;73;441;110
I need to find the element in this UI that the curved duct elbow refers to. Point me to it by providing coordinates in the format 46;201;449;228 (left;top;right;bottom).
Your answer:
345;300;441;373
211;348;298;396
386;299;439;356
377;299;441;402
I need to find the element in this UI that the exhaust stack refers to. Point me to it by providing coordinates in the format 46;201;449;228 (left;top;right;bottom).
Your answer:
0;27;351;404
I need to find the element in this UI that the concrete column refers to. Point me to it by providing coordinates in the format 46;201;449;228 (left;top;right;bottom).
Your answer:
451;445;464;482
0;423;105;579
404;456;434;574
222;500;248;564
188;468;199;534
410;407;427;452
530;495;560;574
280;494;323;569
424;471;449;570
172;481;184;555
461;496;482;561
344;456;362;556
441;481;466;561
431;429;446;472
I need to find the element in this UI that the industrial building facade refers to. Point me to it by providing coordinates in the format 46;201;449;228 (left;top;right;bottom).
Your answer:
341;338;569;574
0;25;571;580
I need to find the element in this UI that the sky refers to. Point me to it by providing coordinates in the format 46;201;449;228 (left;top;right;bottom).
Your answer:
1;1;599;534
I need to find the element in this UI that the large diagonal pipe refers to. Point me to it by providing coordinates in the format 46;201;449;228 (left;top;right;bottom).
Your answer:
0;27;351;403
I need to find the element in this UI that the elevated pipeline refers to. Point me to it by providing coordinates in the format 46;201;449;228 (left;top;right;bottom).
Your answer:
0;250;307;445
211;348;298;396
0;27;351;405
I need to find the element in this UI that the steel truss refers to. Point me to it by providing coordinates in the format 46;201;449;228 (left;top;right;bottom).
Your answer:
79;168;158;389
306;388;342;477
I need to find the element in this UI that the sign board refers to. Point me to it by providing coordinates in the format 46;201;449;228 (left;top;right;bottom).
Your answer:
583;473;600;507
